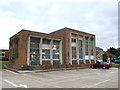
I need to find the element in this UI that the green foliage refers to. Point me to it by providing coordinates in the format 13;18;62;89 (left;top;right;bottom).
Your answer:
107;47;120;57
102;54;107;62
0;57;8;61
0;61;9;69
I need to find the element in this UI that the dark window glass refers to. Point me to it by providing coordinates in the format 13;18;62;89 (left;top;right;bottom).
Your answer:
30;49;39;54
79;40;83;59
53;50;60;59
53;55;60;59
30;37;40;43
71;38;76;43
91;38;94;55
43;39;50;44
85;37;89;55
53;40;60;45
42;49;50;59
72;47;76;59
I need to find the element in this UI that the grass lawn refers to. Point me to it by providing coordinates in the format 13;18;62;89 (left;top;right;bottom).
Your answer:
0;61;9;69
111;63;120;68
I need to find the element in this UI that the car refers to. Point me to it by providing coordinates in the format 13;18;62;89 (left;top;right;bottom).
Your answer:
90;62;111;69
114;56;120;64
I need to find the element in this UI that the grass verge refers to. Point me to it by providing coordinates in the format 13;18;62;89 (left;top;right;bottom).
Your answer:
111;64;120;68
0;61;9;69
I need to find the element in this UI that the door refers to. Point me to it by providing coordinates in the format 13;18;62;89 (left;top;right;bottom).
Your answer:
30;54;39;66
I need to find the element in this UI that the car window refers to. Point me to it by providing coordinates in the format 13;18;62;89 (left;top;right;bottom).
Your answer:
100;62;103;64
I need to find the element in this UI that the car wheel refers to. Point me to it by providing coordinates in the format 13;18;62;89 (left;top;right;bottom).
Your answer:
91;66;94;69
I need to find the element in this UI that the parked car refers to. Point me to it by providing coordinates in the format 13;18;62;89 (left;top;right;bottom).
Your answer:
114;56;120;64
90;62;111;69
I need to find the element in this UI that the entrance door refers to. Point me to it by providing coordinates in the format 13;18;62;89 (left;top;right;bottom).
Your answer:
30;54;39;66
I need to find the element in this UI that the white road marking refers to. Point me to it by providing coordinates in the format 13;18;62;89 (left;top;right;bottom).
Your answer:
4;80;27;88
87;79;111;88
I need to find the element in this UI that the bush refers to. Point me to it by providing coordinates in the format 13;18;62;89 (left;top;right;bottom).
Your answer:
0;57;9;61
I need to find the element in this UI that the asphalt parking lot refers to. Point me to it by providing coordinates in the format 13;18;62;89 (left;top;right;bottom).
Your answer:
1;68;118;88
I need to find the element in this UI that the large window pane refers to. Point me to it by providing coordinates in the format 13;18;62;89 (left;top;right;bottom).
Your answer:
53;40;59;45
42;49;50;59
30;49;39;54
30;37;39;53
91;38;94;55
53;41;60;50
30;54;40;65
30;37;39;43
53;50;60;59
53;40;60;60
85;37;89;55
30;43;39;49
72;47;76;59
43;39;50;44
71;38;76;43
30;37;40;65
79;40;83;59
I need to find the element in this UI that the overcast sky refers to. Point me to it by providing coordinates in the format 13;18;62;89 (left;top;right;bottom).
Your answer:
0;0;118;51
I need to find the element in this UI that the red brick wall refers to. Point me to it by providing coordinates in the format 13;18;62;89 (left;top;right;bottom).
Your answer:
9;28;96;69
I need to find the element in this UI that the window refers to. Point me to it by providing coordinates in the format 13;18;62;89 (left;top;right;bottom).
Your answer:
30;49;39;54
30;37;40;54
42;49;50;60
53;50;60;59
43;39;50;44
30;37;40;65
72;47;76;59
30;54;39;61
0;52;5;57
53;40;60;50
79;40;83;59
53;40;60;60
71;38;76;43
85;37;89;55
30;43;39;49
30;37;39;43
91;38;94;55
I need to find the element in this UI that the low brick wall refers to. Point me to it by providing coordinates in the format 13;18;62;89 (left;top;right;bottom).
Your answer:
53;60;60;65
91;60;95;63
42;60;50;65
86;60;90;64
79;60;84;64
72;60;77;64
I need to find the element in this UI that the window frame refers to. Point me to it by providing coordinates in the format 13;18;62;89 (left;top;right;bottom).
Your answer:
42;49;50;60
72;47;77;60
0;52;5;57
71;38;76;43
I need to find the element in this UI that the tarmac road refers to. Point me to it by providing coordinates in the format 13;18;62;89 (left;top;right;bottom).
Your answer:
1;68;118;88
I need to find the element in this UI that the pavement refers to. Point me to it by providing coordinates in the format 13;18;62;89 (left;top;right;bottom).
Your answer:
1;68;118;88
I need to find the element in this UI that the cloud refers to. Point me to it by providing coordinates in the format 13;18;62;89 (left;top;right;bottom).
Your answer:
0;0;118;50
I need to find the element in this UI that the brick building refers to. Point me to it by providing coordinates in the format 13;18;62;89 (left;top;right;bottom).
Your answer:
9;27;96;69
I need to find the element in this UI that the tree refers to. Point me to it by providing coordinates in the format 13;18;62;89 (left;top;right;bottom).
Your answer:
107;47;117;55
102;54;107;62
107;47;120;57
116;48;120;57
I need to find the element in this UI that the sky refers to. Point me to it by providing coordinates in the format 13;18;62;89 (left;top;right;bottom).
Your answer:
0;0;118;51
